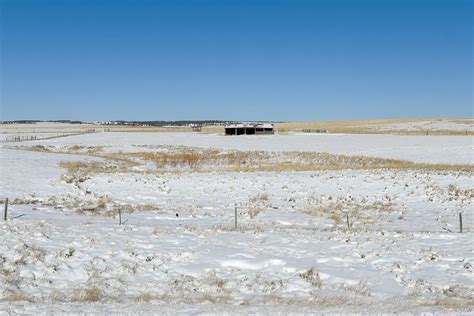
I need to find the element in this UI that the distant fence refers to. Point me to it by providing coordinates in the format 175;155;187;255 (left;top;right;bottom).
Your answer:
4;135;38;142
2;130;98;143
302;129;328;133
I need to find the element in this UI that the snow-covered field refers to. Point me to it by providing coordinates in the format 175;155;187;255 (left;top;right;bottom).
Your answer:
0;132;473;314
7;131;473;164
362;120;474;133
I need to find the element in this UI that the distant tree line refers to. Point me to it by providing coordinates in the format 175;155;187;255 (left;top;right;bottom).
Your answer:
102;120;245;126
1;120;83;124
1;120;281;126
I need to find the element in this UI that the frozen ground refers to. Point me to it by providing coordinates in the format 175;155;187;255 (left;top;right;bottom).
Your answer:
3;131;472;164
0;133;473;314
361;120;474;133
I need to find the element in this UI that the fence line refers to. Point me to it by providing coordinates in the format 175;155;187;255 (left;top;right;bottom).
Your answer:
302;129;328;133
2;130;98;143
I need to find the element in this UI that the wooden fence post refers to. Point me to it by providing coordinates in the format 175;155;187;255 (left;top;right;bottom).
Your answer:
459;213;463;233
346;213;350;230
119;208;122;225
4;198;8;221
234;204;238;230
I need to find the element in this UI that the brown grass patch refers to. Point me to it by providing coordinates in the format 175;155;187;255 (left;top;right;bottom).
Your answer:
299;267;322;288
86;146;104;154
249;193;270;203
58;158;136;183
3;292;33;302
69;144;83;151
55;146;472;178
136;151;204;168
73;286;101;302
247;193;271;219
131;149;260;170
302;198;396;227
30;144;51;152
132;149;473;173
214;223;265;233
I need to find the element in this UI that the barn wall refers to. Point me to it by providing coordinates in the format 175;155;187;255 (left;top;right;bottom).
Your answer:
225;126;273;135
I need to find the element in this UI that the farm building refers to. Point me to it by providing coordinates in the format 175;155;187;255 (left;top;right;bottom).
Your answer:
225;123;274;135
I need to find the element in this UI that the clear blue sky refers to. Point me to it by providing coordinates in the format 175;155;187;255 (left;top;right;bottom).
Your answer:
1;0;472;121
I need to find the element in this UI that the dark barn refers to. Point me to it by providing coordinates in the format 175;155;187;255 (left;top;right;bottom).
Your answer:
225;123;274;135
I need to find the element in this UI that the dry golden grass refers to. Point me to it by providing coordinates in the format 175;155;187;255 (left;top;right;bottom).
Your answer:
10;197;41;205
69;144;83;151
134;151;204;167
329;213;342;224
86;146;104;154
249;193;270;203
96;196;109;210
213;223;265;233
58;160;98;183
130;150;258;169
231;155;474;173
299;267;322;288
135;292;154;302
248;206;264;219
57;147;474;179
58;156;138;182
30;144;51;152
247;192;271;219
139;149;474;172
58;160;89;172
447;184;474;199
73;286;101;302
275;118;473;135
4;292;32;302
301;198;396;227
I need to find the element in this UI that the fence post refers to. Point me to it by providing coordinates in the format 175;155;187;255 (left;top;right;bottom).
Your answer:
119;208;122;225
234;204;238;230
346;213;350;230
459;213;463;233
4;198;8;221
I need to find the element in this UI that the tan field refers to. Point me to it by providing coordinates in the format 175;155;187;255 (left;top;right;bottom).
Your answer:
275;118;473;135
1;118;473;141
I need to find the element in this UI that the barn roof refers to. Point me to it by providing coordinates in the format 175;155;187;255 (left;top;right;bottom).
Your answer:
225;123;273;129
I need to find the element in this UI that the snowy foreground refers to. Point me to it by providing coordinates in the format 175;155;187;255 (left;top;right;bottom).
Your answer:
0;132;473;314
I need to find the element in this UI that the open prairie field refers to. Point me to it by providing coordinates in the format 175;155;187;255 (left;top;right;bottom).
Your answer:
275;118;474;135
1;119;473;141
0;122;223;140
0;127;473;313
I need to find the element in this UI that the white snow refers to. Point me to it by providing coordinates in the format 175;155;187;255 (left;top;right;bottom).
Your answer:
5;132;473;164
0;132;473;314
363;120;474;132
